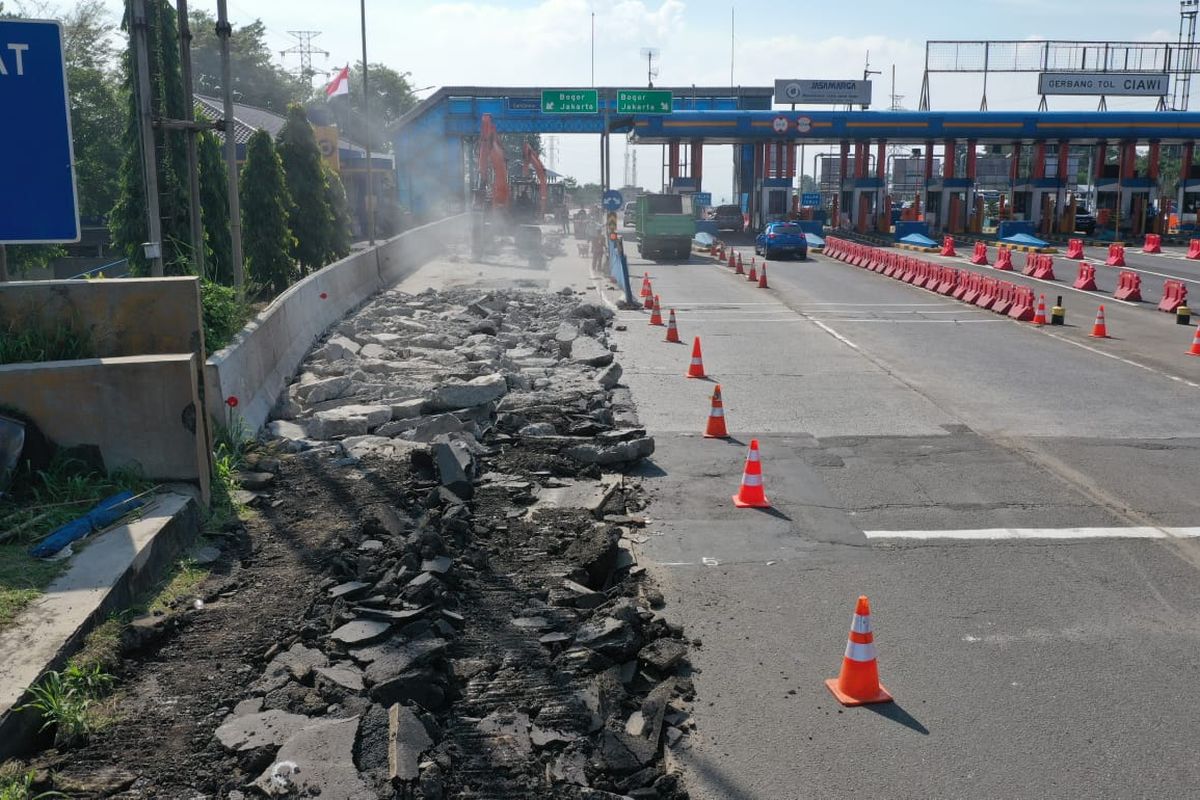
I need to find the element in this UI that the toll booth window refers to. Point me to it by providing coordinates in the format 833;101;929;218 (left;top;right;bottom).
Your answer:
767;192;788;215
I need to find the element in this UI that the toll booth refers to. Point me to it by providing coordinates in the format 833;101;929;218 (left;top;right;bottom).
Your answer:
925;178;971;234
1011;179;1061;235
758;178;792;226
1093;141;1159;237
1176;144;1200;231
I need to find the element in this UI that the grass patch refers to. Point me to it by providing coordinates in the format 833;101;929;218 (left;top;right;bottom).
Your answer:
0;547;67;629
138;557;208;617
201;281;250;353
0;764;65;799
0;312;93;366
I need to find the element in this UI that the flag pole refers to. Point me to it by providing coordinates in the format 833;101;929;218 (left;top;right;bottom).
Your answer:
360;0;375;245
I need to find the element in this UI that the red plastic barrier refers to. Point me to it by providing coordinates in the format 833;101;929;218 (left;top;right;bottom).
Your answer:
1066;238;1085;259
1188;239;1200;260
1106;244;1126;267
992;281;1015;315
1073;263;1098;291
969;241;990;265
976;277;997;309
913;261;930;288
1008;286;1036;321
1113;270;1143;302
994;248;1014;271
1021;252;1037;276
1158;280;1188;312
937;267;956;295
962;273;982;304
904;257;920;283
1031;254;1057;281
952;270;970;299
941;235;957;257
1143;233;1162;254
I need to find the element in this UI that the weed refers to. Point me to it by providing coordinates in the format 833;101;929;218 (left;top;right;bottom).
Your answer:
16;661;119;749
201;281;249;353
0;313;93;366
140;557;207;617
0;767;65;799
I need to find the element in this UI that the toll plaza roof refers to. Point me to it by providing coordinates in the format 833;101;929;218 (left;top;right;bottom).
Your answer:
626;110;1200;145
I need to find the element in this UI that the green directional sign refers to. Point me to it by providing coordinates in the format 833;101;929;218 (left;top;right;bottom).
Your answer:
541;89;599;113
617;89;673;114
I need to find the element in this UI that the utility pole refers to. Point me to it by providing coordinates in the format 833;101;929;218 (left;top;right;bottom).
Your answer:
216;0;244;298
862;50;881;111
176;0;205;278
132;0;164;276
360;0;375;245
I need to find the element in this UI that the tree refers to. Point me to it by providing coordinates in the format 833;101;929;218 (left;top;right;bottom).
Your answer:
276;105;335;273
188;9;303;112
109;0;193;274
240;130;295;296
322;165;352;260
310;61;417;152
198;130;232;284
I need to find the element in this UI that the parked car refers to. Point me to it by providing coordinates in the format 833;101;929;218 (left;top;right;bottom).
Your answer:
712;204;745;233
1075;212;1097;236
755;222;809;260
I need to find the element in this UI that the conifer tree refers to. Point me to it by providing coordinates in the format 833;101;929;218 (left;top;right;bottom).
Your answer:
276;105;333;273
240;130;295;295
197;130;232;284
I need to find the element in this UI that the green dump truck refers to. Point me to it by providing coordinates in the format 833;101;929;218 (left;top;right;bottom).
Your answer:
634;194;695;262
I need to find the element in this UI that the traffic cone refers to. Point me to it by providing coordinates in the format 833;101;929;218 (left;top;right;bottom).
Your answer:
747;262;758;282
735;254;745;275
639;273;651;298
736;253;744;272
685;336;707;378
703;384;729;438
643;281;654;309
732;439;769;508
1032;294;1048;326
758;262;769;289
665;309;681;343
648;295;664;326
825;595;893;706
1188;326;1200;357
1088;305;1109;338
728;251;737;269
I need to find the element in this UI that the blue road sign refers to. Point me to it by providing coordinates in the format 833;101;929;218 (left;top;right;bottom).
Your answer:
693;192;712;207
0;19;79;243
801;192;821;207
601;189;624;211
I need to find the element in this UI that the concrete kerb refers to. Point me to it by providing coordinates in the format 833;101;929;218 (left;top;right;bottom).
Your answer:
0;491;202;761
205;215;467;435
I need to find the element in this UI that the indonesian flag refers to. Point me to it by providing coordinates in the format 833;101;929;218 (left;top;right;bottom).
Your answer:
325;65;350;98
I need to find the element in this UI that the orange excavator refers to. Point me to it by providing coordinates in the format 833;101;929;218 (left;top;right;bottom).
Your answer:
474;113;509;209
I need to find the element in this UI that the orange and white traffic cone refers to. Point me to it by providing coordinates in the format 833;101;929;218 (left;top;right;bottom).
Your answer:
643;281;654;309
758;262;769;289
747;261;758;282
731;439;769;508
665;309;681;343
685;336;707;379
825;595;893;706
727;251;737;269
1188;326;1200;357
1032;294;1048;326
639;273;651;298
736;253;744;272
648;295;664;326
703;384;729;439
1088;305;1109;338
734;253;745;275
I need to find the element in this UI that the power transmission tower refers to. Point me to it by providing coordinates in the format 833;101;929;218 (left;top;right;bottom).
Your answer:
281;30;329;86
1174;0;1198;111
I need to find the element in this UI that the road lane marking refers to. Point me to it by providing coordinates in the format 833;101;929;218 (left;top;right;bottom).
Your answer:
865;527;1200;540
1081;257;1200;287
811;319;862;351
1035;329;1200;390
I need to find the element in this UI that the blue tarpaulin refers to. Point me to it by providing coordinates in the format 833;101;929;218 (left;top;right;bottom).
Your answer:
1000;233;1049;247
29;491;146;559
805;233;825;249
899;233;938;247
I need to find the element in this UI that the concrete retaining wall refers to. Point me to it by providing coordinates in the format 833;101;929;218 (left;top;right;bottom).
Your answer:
205;215;466;434
0;276;204;359
0;354;211;501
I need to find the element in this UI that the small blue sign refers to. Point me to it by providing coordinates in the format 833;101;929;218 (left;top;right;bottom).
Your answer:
601;189;624;211
800;192;821;207
507;96;541;111
692;192;712;207
0;19;79;243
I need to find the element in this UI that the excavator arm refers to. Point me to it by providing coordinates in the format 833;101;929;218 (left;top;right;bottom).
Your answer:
476;114;509;207
523;141;548;214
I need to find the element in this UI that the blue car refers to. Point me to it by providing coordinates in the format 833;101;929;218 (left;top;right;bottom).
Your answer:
755;222;809;260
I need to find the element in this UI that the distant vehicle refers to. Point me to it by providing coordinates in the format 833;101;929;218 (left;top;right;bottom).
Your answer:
755;222;809;260
635;194;695;261
1075;211;1097;236
712;204;745;233
623;205;636;227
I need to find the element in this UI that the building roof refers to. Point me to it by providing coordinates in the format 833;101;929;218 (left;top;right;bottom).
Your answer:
193;94;382;160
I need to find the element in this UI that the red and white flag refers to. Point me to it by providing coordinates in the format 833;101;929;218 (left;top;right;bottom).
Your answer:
325;65;350;98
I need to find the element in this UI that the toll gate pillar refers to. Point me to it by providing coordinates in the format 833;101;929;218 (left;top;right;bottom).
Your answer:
1179;142;1194;223
966;139;978;233
1148;141;1163;234
876;139;888;233
1057;141;1071;234
837;140;850;228
668;140;681;182
690;140;703;191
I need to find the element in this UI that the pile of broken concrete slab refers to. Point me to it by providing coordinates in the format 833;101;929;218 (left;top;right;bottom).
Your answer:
216;288;692;799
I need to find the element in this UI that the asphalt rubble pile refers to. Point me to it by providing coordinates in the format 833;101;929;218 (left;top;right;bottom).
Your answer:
214;287;693;799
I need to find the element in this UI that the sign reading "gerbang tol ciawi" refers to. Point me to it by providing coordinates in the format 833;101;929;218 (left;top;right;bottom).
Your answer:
1037;72;1169;97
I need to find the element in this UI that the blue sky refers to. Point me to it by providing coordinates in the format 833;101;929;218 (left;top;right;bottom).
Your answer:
87;0;1194;198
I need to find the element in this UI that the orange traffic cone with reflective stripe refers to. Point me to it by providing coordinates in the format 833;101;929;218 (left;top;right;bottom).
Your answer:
639;273;651;298
735;253;745;275
736;252;744;272
1032;294;1048;326
1188;326;1200;357
665;309;681;343
758;262;769;289
732;439;769;508
825;595;893;706
747;261;758;282
685;337;707;378
703;385;729;438
643;281;654;309
727;250;737;269
649;295;664;326
1088;305;1109;338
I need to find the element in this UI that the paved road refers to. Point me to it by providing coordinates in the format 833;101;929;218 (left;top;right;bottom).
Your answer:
598;241;1200;799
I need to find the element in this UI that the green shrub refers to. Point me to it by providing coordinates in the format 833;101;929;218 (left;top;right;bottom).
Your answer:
200;280;248;352
0;316;93;366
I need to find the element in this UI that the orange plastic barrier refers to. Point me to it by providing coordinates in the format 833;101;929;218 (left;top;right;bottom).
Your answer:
1066;238;1085;259
1143;233;1162;254
1073;263;1098;291
940;235;957;257
1187;239;1200;260
1105;244;1126;267
1008;286;1036;321
994;248;1014;271
1113;270;1143;302
1158;280;1188;313
969;241;990;266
